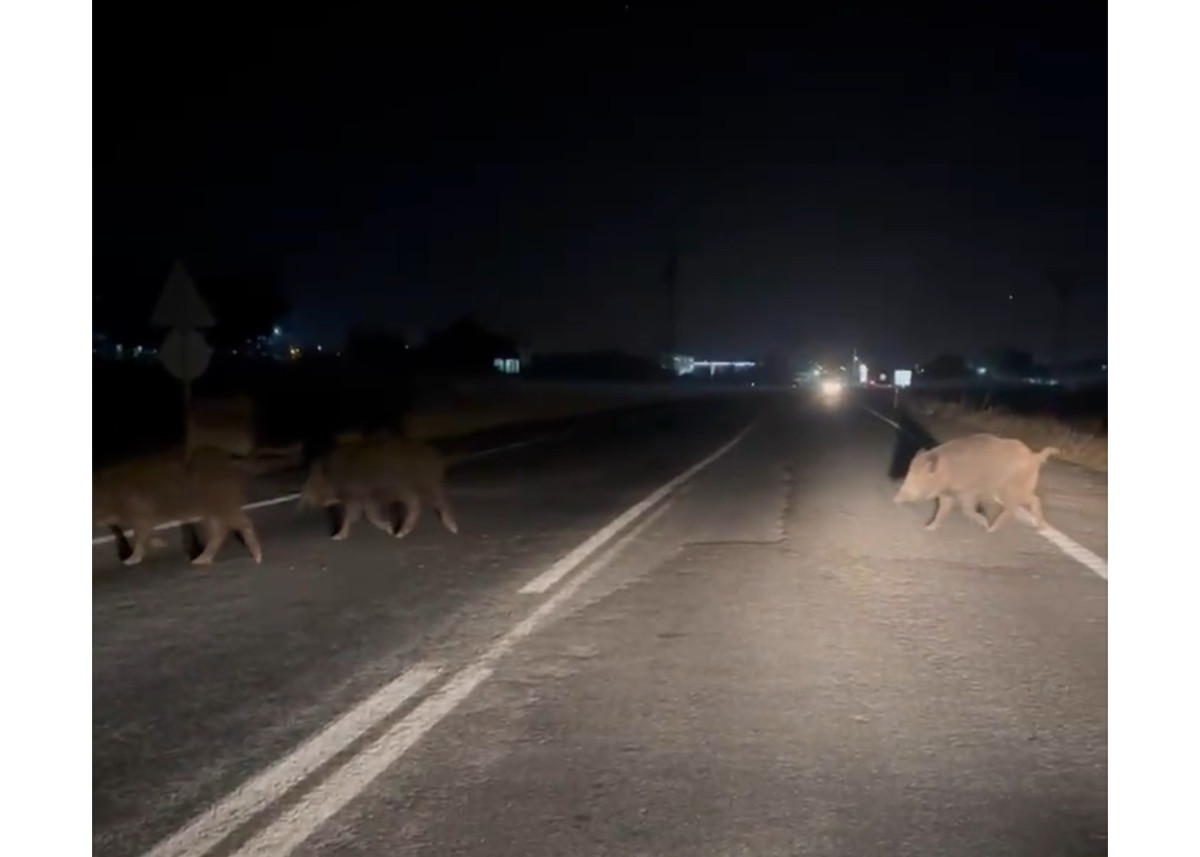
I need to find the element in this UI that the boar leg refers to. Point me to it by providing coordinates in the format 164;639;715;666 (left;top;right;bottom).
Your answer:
986;495;1019;532
123;519;155;566
231;511;264;563
1024;494;1048;530
365;501;395;535
958;493;991;529
395;488;422;539
430;481;459;534
333;500;362;540
192;518;229;566
926;495;956;530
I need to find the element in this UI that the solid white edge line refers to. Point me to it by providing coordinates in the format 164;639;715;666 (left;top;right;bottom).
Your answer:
861;404;1109;580
1022;514;1109;580
139;663;443;857
517;420;759;594
231;499;677;857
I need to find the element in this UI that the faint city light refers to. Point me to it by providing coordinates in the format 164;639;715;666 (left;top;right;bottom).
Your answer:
976;366;987;375
273;326;282;337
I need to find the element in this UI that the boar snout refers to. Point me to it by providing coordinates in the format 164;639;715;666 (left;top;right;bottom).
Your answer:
893;481;920;503
894;450;938;504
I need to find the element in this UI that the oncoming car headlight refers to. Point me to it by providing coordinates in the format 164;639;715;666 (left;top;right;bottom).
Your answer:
819;378;844;397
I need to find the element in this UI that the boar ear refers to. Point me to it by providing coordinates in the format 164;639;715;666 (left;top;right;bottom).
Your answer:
922;451;940;471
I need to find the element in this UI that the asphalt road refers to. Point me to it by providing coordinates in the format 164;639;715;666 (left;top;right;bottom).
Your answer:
93;392;1108;857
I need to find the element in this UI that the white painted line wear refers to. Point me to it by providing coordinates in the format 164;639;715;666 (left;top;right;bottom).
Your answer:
518;420;759;594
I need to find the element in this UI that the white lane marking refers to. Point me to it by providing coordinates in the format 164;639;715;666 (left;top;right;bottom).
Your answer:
862;406;1109;580
92;493;303;546
518;420;759;594
92;433;568;547
1023;513;1109;580
229;665;493;857
139;663;443;857
451;435;550;462
862;405;901;429
244;493;302;510
231;499;676;857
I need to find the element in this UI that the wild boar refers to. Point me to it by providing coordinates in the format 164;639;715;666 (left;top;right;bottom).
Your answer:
93;447;264;566
299;432;459;541
893;433;1059;532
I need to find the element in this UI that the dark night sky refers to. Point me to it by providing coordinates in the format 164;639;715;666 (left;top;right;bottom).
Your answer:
97;2;1106;367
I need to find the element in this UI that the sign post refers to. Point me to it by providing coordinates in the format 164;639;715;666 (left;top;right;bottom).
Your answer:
150;261;216;435
893;369;913;411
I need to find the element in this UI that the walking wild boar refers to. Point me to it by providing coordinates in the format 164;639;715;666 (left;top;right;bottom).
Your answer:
93;447;264;566
299;432;459;541
893;433;1059;532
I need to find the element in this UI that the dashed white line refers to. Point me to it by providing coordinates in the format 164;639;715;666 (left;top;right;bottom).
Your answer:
229;498;676;857
517;420;759;594
862;405;1109;580
140;662;443;857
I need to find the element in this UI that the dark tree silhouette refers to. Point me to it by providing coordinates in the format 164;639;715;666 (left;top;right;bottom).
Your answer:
756;349;793;384
345;326;412;371
981;346;1035;378
920;353;971;381
417;315;518;376
200;271;291;349
527;350;667;382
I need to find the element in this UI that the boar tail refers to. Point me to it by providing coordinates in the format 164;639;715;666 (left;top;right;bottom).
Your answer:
1036;446;1061;464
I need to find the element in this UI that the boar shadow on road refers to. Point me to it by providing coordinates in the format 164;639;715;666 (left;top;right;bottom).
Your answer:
887;409;942;481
